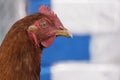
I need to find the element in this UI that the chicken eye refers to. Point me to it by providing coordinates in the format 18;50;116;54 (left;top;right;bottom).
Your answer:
40;21;47;27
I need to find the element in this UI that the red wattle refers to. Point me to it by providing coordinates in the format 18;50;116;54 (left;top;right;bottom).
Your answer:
41;36;56;48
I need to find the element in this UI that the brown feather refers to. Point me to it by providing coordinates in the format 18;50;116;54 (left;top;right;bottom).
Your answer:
0;13;47;80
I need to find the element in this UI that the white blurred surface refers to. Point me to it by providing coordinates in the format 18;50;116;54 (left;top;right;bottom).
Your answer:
91;33;120;64
52;0;120;34
0;0;26;44
51;62;120;80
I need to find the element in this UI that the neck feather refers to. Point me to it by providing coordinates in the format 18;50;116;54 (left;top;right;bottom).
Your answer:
0;30;43;80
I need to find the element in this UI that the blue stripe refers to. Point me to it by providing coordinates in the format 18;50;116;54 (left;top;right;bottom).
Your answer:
40;66;51;80
42;35;91;66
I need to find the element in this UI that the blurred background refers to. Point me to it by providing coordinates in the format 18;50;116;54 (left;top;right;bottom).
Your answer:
0;0;120;80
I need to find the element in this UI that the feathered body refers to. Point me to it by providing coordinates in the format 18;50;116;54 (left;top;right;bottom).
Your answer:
0;6;72;80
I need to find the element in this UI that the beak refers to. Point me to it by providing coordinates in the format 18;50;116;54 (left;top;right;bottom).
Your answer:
55;28;73;38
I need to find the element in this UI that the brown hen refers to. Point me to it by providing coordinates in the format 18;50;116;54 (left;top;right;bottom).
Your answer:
0;6;72;80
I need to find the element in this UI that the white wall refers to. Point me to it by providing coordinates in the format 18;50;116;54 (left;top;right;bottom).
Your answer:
51;62;120;80
52;0;120;34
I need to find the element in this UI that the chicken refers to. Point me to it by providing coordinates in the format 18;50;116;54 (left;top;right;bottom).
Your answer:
0;6;72;80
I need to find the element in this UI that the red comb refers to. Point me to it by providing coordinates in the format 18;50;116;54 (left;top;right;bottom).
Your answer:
39;5;64;28
39;5;56;18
